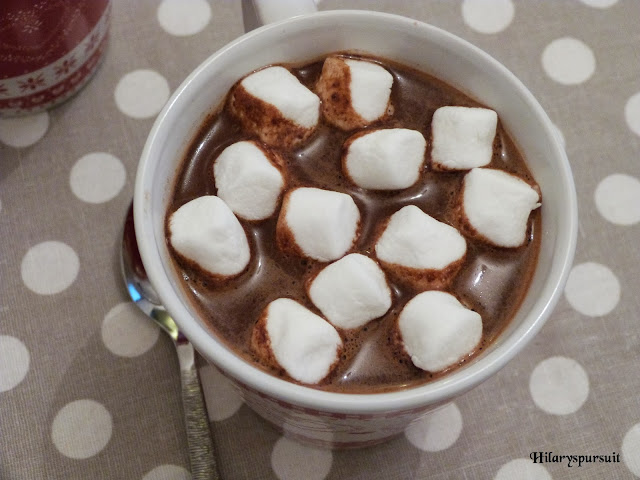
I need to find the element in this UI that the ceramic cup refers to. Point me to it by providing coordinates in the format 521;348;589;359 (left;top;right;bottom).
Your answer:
134;7;577;448
0;0;111;116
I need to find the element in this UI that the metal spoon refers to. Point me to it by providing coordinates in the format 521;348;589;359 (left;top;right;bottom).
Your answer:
121;202;220;480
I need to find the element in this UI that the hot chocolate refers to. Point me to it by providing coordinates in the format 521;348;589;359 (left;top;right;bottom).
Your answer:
166;53;541;394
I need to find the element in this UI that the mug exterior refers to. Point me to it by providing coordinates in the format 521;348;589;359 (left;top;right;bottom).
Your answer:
0;0;111;116
134;10;577;447
236;377;451;448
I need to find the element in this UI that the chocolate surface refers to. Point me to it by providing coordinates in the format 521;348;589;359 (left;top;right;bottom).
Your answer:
166;54;541;393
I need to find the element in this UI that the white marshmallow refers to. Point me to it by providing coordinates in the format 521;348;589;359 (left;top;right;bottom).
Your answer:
375;205;466;270
264;298;342;384
279;187;360;262
463;168;541;247
168;196;250;277
345;59;393;122
213;141;284;221
344;129;426;190
398;290;482;372
308;254;392;330
431;106;497;170
241;66;320;128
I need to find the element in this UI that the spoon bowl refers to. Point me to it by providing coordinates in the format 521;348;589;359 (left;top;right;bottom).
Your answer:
121;204;180;341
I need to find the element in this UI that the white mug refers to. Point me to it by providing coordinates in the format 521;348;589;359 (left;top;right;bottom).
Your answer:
134;2;577;448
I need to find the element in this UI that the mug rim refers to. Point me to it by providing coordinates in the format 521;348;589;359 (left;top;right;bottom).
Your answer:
135;9;577;414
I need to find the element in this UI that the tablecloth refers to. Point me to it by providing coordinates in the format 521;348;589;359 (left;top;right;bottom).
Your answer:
1;1;639;479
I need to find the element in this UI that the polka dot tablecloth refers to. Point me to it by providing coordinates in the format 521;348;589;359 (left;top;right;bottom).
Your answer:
1;1;638;479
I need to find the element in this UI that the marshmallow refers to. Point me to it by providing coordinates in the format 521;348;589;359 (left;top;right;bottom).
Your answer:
308;254;392;330
168;196;250;278
397;290;482;372
430;106;497;170
343;128;426;190
230;66;320;148
375;205;466;289
251;298;343;384
460;167;541;248
213;140;285;221
277;187;360;262
316;56;393;130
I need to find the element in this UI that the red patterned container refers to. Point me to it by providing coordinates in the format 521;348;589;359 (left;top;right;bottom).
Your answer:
0;0;111;116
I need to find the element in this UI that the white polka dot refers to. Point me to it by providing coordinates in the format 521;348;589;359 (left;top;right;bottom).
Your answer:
157;0;212;36
595;174;640;225
462;0;515;34
199;364;243;421
271;437;333;480
51;399;113;459
0;336;30;392
69;152;126;204
529;356;589;415
142;464;191;480
404;402;463;452
0;112;49;147
625;92;640;137
564;262;621;317
622;423;640;477
495;458;552;480
21;241;80;295
101;303;160;357
580;0;618;8
542;37;595;85
114;70;170;119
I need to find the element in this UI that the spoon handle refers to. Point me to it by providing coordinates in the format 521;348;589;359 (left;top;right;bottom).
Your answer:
177;342;220;480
